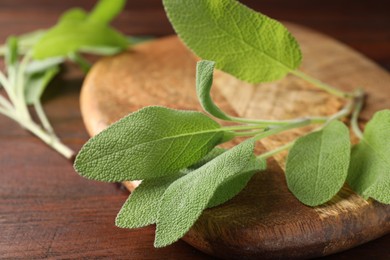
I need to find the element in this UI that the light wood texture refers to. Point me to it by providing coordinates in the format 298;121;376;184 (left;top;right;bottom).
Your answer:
80;23;390;259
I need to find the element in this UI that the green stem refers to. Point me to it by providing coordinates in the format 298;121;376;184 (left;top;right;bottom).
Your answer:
291;70;353;99
0;68;19;107
68;52;92;73
15;51;32;120
20;118;74;159
229;115;327;126
222;124;267;132
231;129;265;137
257;141;295;160
34;101;56;137
254;119;311;141
0;106;18;121
0;95;14;111
351;89;365;139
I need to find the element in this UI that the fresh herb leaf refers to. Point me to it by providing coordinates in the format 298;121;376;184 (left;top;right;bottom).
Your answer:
196;60;231;120
207;156;266;209
163;0;302;83
24;66;60;105
286;121;351;206
116;173;185;229
33;0;128;59
74;106;228;182
5;36;18;67
154;139;260;247
88;0;127;24
347;110;390;204
25;57;64;74
116;147;227;229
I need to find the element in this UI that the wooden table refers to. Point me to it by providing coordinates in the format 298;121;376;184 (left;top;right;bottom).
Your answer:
0;1;389;259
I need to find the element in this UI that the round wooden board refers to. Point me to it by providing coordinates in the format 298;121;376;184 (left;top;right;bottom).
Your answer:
80;23;390;259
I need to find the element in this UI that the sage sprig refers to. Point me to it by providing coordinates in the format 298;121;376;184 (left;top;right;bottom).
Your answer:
0;0;129;159
74;0;389;248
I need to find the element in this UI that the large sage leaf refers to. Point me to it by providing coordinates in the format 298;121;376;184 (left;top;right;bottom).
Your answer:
347;110;390;204
286;121;351;206
154;139;261;247
74;106;227;182
163;0;302;83
116;146;265;231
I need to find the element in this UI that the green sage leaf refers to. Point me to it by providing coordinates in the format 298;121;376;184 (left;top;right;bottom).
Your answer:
154;139;260;247
24;66;60;105
286;121;351;206
5;36;18;67
347;110;390;204
25;57;64;74
196;60;231;120
163;0;302;83
88;0;127;24
33;1;128;59
74;106;227;182
116;147;229;229
116;173;185;229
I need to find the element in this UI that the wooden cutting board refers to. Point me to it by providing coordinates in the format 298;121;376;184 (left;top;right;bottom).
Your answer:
80;23;390;259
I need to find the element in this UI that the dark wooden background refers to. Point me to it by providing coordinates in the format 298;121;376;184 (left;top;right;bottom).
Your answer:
0;0;389;259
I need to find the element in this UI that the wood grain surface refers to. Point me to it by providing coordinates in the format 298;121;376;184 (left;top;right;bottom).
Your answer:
80;24;390;258
0;0;389;259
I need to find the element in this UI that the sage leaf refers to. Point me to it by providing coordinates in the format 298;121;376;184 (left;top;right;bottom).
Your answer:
347;110;390;204
116;173;185;229
25;57;64;74
155;139;260;247
33;0;128;59
24;66;60;105
88;0;127;24
163;0;302;83
188;147;266;208
286;121;351;206
74;106;227;182
196;60;231;120
5;36;18;67
207;156;266;209
116;147;227;229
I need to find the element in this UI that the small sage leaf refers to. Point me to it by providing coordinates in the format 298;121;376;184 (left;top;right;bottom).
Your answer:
33;1;128;59
347;110;390;204
163;0;302;83
74;106;226;182
196;60;231;120
286;121;351;206
154;139;259;247
88;0;127;24
116;173;184;229
24;66;60;105
25;57;64;74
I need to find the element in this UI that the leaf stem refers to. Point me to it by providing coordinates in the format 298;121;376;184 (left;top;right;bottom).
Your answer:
291;70;353;99
257;141;295;160
20;118;74;159
253;119;311;141
68;52;92;73
229;115;327;126
15;51;32;120
231;129;266;137
351;88;365;139
222;124;267;132
34;101;57;137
